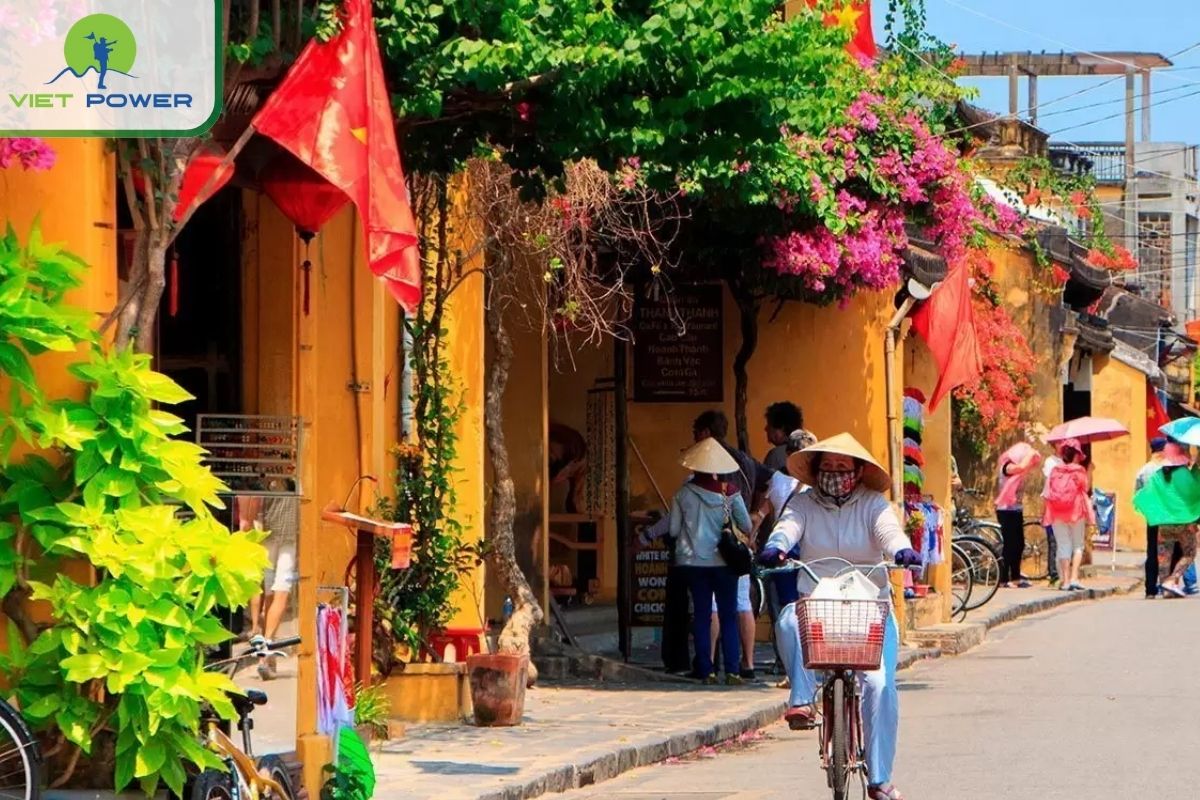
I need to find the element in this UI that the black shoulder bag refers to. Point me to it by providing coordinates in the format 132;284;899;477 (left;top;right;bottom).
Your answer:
717;496;753;577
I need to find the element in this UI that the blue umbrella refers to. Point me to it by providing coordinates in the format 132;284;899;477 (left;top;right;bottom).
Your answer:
1160;417;1200;446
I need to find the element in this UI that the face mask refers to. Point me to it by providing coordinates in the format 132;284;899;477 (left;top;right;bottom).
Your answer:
817;470;859;500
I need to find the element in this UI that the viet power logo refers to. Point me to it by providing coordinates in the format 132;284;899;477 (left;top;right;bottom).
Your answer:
11;12;194;112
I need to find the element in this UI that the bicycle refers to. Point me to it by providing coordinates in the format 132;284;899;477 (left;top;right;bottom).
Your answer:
949;541;974;621
0;697;41;800
190;636;302;800
953;489;1052;587
759;558;912;800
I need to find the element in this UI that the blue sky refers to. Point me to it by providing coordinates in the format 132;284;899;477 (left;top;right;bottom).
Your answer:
918;0;1200;145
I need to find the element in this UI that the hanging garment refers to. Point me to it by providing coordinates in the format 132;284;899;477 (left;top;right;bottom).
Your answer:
317;605;355;736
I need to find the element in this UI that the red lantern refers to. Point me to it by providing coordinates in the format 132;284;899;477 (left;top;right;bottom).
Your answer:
259;156;350;316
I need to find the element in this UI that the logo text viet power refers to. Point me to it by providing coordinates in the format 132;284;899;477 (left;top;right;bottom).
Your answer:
9;13;192;112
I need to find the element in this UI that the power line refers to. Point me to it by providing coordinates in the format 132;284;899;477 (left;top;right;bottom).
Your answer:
938;0;1200;90
1048;88;1200;136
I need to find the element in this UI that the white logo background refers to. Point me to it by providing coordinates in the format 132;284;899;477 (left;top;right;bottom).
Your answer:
0;0;219;134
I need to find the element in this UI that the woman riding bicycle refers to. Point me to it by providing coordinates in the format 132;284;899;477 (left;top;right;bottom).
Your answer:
759;433;920;800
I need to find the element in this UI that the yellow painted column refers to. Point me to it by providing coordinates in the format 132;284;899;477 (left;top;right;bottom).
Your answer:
443;257;488;631
1091;356;1147;550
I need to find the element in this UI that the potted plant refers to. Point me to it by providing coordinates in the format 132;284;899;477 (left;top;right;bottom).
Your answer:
465;652;529;727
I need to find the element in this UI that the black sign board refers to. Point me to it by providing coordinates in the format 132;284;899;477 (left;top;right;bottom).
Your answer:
630;523;671;628
632;284;724;403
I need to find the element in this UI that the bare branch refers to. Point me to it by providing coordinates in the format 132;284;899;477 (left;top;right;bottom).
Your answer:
466;158;687;364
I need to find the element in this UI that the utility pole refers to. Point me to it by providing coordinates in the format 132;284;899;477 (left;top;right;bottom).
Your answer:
1125;67;1138;264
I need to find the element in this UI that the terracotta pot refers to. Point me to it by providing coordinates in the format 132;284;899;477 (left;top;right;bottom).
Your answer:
466;654;528;727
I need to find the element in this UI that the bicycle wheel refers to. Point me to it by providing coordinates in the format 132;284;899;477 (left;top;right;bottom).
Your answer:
0;699;40;800
950;542;974;620
828;676;848;800
957;536;1001;610
190;770;235;800
963;522;1004;553
1022;521;1051;581
257;754;297;800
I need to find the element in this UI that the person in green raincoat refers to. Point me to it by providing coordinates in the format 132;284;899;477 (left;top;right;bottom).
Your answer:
1133;441;1200;598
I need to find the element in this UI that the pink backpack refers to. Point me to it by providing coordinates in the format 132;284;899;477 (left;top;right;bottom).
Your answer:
1045;465;1081;513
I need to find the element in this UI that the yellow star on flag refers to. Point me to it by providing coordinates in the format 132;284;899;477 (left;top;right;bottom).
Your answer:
832;3;863;31
352;127;368;145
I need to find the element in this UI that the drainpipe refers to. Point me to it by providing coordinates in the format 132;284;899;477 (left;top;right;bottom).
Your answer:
885;297;917;501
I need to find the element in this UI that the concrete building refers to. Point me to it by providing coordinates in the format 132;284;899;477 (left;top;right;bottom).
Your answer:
1049;141;1200;322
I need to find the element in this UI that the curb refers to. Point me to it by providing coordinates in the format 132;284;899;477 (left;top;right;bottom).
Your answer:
474;698;786;800
905;578;1142;655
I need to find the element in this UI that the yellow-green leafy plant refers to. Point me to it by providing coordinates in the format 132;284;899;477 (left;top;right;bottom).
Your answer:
0;224;266;795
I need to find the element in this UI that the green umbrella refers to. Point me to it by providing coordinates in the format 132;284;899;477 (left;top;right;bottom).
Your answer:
1134;466;1200;527
337;726;375;799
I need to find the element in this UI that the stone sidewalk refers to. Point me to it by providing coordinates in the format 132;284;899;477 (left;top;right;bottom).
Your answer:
377;573;1141;800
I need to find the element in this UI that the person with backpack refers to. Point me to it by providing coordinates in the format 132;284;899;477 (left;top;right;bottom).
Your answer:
668;437;753;684
1043;439;1094;592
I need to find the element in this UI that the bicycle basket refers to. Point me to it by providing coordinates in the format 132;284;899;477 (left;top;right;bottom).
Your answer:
795;598;889;671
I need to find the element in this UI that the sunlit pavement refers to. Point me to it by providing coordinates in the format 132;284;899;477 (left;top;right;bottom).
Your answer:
561;594;1197;800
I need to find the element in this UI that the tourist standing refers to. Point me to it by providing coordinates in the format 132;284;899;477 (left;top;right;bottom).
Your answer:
1043;440;1093;592
668;438;752;684
763;402;804;473
995;441;1042;588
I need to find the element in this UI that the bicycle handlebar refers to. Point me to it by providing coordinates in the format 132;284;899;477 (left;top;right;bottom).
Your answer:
205;635;302;672
757;557;919;583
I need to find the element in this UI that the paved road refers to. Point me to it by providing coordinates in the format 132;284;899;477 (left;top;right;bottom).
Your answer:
561;594;1195;799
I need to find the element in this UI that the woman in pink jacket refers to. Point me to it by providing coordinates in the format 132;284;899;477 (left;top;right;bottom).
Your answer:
1043;439;1094;591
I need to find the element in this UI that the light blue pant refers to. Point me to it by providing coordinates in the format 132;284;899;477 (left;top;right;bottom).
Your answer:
776;604;900;786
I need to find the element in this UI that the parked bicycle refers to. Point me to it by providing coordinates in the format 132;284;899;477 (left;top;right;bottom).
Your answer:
190;636;302;800
952;489;1052;608
759;558;913;800
0;697;41;800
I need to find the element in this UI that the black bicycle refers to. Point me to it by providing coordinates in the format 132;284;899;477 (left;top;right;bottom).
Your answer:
0;698;41;800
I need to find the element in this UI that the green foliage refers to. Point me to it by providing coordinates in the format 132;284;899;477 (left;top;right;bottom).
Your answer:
321;727;375;800
351;682;390;739
380;1;875;195
372;279;479;666
0;224;265;796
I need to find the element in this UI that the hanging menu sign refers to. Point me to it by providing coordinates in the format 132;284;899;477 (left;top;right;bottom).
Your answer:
632;283;724;403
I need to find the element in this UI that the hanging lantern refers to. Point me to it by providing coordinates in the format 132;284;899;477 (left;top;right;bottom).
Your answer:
259;156;349;316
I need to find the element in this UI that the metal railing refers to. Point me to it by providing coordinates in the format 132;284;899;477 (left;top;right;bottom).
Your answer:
1049;142;1200;184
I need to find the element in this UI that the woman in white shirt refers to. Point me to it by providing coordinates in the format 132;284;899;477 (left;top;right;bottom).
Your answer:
760;434;920;800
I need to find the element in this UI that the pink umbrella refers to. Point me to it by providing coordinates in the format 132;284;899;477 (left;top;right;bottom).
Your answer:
1044;417;1129;444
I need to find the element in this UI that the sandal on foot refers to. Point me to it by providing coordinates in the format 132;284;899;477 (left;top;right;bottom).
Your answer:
784;705;816;730
868;784;904;800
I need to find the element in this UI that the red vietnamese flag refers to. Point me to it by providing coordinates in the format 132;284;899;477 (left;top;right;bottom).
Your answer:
807;1;877;62
910;263;982;411
251;0;420;312
1147;384;1171;440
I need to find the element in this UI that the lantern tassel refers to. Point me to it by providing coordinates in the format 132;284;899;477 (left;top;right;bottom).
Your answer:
168;251;180;317
300;233;315;317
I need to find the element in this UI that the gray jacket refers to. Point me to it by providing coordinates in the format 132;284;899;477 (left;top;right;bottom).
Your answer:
668;483;752;568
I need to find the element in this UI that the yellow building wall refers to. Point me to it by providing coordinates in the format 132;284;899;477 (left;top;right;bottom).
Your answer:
0;139;117;388
1091;356;1148;549
242;194;404;792
959;240;1065;504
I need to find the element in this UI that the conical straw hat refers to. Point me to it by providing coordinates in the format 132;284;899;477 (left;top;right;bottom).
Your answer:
680;438;739;476
787;432;890;493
